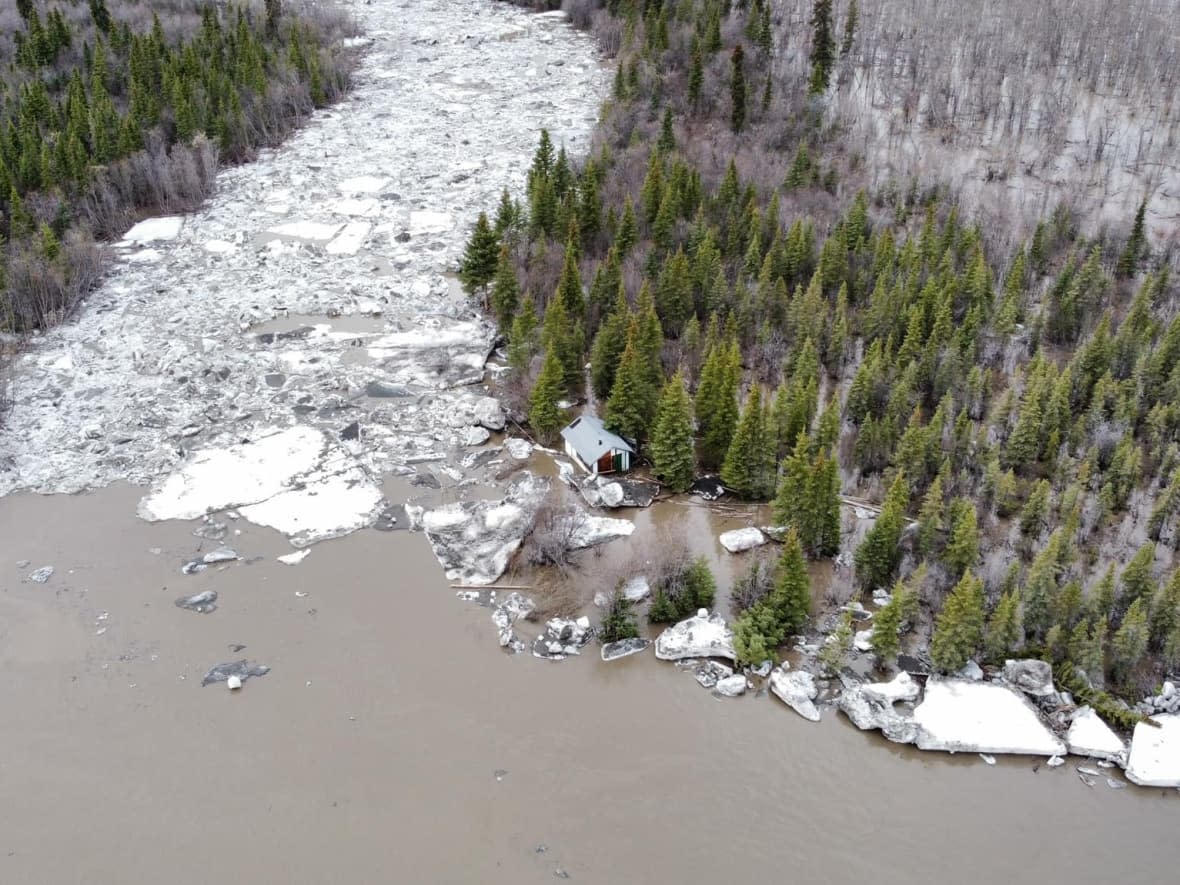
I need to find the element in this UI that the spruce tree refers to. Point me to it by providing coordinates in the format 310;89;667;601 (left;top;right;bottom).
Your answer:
730;44;746;134
1112;598;1148;685
1020;478;1051;536
698;338;741;470
600;590;639;643
459;212;500;299
784;144;812;189
605;330;657;444
507;293;539;372
89;0;113;34
984;591;1023;662
555;235;585;318
808;0;836;96
854;473;908;589
650;370;696;492
658;108;675;153
490;244;520;330
540;295;582;391
1068;618;1105;681
590;287;629;400
610;202;635;262
721;386;772;499
1116;197;1148;278
870;579;907;665
819;611;853;675
493;188;520;236
688;39;704;110
655;247;694;336
841;0;858;55
1150;570;1180;651
1022;530;1064;641
930;571;986;672
916;474;945;557
769;526;812;637
943;498;980;579
577;163;602;248
814;450;843;557
734;605;780;667
529;342;566;444
1119;543;1156;611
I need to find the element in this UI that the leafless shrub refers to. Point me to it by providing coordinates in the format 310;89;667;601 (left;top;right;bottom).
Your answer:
3;231;108;331
562;0;598;30
771;0;1180;245
0;339;13;427
590;10;622;57
528;569;589;617
730;552;777;614
641;525;693;592
519;486;585;574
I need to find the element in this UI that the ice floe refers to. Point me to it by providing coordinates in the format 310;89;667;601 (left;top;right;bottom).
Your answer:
770;669;821;721
718;527;766;553
1066;706;1127;763
913;678;1067;756
325;221;372;255
138;426;384;546
121;216;184;244
838;673;920;743
267;220;343;242
1125;714;1180;787
407;473;549;585
654;610;736;662
602;637;650;662
338;175;389;194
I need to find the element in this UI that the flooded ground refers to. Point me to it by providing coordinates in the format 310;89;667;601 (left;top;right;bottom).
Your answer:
1;486;1177;884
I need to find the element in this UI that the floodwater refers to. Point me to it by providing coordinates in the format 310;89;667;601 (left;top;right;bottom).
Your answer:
1;485;1177;885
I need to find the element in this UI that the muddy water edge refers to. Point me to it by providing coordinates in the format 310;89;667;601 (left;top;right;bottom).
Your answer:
1;486;1176;885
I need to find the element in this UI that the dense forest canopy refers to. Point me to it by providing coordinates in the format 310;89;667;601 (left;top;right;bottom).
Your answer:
0;0;355;332
476;0;1180;716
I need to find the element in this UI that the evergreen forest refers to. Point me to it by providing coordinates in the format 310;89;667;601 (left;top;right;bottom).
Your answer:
469;0;1180;712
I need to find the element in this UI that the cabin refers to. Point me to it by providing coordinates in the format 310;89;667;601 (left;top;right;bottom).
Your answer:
559;415;635;475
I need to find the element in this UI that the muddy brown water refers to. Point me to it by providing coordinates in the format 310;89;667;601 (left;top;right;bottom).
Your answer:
1;485;1177;884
